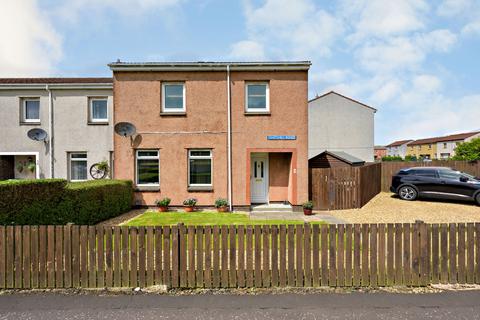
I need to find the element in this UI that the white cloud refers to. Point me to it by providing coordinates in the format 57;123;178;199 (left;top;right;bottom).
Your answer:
417;29;457;52
437;0;474;17
342;0;429;43
412;74;442;93
0;0;62;76
231;0;343;60
462;21;480;36
228;40;265;61
311;69;351;84
56;0;184;22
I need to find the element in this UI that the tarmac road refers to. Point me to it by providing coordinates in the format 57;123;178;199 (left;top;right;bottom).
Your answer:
0;290;480;319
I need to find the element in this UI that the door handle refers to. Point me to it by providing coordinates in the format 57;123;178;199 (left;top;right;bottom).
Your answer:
440;180;446;184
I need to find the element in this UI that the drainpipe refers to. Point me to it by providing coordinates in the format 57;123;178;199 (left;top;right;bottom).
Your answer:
46;85;54;178
227;65;233;212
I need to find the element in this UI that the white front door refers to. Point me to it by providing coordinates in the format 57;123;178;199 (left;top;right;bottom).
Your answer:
250;154;269;203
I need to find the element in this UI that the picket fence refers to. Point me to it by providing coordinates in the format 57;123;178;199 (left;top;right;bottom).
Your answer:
1;222;480;289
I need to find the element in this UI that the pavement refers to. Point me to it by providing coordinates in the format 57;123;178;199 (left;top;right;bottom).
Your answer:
1;290;480;319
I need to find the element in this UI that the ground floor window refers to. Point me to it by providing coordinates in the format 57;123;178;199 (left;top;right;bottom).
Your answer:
188;149;212;186
69;153;87;181
136;150;159;186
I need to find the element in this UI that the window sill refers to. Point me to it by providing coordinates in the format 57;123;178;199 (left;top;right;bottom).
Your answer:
20;121;41;126
187;186;213;192
135;185;160;192
160;112;186;116
88;121;109;125
244;111;271;116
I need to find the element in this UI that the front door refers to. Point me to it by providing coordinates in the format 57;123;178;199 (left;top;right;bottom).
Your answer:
250;154;269;203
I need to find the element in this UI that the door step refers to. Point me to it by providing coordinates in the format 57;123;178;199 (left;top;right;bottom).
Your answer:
251;203;293;212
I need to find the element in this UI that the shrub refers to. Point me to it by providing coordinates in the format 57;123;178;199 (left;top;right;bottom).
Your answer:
302;201;314;210
381;155;404;162
0;179;67;225
0;179;133;225
155;197;171;207
183;198;197;206
214;198;229;208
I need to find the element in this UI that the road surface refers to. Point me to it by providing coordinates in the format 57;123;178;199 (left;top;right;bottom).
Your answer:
1;290;480;319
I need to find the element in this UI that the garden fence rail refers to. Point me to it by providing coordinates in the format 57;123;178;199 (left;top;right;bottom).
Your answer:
1;222;479;289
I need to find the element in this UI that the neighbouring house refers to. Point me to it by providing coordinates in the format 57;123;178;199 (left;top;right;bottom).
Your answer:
385;140;413;159
374;146;387;160
0;78;113;181
109;61;310;210
406;131;480;160
308;91;376;163
435;131;480;159
308;150;365;169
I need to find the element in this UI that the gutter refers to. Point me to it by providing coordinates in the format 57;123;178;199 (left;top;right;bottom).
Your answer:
46;85;54;178
226;65;233;212
0;84;112;90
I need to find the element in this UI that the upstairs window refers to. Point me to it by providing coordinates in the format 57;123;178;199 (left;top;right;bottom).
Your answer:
188;150;212;186
90;98;108;123
23;98;40;123
162;82;185;112
136;150;159;186
69;153;88;181
245;82;269;112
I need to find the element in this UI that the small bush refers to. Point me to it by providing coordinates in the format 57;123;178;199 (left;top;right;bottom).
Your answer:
155;197;171;207
302;201;314;210
381;155;404;162
183;198;197;206
0;179;133;225
214;198;229;208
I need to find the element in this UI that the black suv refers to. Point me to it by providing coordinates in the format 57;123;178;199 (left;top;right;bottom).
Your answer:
390;167;480;205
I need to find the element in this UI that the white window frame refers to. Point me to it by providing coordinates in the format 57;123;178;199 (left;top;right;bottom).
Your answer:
23;98;40;123
69;152;88;182
188;149;213;187
136;150;160;186
245;82;270;113
161;82;186;113
89;98;109;123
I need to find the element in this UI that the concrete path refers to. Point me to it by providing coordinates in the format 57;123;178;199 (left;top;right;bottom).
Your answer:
250;211;349;224
1;291;480;319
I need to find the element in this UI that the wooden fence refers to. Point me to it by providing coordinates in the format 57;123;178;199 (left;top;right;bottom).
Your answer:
2;222;479;289
309;163;381;210
380;160;480;192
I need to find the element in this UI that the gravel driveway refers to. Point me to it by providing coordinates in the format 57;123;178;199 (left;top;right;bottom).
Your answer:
324;192;480;224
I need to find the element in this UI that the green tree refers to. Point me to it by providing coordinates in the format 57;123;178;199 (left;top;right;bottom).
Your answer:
452;138;480;161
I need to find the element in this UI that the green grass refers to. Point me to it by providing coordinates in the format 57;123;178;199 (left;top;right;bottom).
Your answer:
123;210;324;227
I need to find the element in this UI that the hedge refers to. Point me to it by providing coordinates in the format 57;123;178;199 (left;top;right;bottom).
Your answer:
0;179;133;225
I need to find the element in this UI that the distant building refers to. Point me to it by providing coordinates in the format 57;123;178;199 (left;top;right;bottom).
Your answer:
406;131;480;160
374;146;387;160
308;91;376;162
385;140;413;159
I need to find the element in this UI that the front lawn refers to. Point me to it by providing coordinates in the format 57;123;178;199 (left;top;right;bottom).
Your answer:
123;210;323;226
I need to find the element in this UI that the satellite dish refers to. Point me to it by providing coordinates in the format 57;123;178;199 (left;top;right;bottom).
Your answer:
27;128;48;142
114;122;136;137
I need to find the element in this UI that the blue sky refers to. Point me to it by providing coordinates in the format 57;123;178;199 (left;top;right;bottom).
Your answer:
1;0;480;145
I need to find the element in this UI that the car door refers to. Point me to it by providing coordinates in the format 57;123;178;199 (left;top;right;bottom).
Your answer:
437;170;475;198
409;169;441;193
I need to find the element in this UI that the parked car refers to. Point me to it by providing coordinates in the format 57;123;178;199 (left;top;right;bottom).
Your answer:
390;167;480;205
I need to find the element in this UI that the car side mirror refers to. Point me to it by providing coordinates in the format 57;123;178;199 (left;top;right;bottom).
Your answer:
460;176;469;182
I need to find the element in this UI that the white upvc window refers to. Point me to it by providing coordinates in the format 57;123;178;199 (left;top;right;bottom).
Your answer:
162;82;185;112
136;150;160;186
89;98;108;122
245;82;269;112
69;153;88;181
23;98;40;122
188;149;212;186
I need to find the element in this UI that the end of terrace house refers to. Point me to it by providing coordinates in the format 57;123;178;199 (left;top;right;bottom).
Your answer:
109;61;311;211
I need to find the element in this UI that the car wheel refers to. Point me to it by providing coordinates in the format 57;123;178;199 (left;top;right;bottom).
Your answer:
476;193;480;206
398;186;418;201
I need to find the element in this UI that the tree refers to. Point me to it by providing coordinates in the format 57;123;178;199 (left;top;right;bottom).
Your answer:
452;138;480;161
